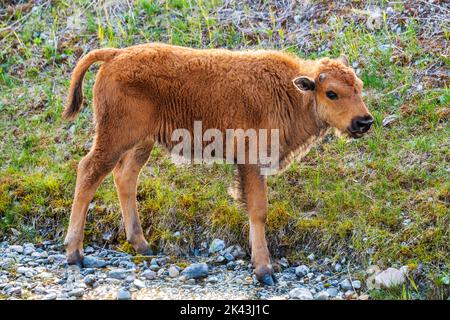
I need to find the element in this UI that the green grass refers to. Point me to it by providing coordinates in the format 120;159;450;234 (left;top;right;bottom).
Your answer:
0;0;448;299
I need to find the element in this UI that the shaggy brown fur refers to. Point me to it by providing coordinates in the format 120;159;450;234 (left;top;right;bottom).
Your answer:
63;43;372;285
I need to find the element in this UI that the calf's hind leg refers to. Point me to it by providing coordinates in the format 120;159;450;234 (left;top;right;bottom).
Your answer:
64;145;123;265
113;138;154;255
238;164;275;286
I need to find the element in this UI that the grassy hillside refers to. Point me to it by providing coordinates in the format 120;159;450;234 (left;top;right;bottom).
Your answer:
0;0;448;298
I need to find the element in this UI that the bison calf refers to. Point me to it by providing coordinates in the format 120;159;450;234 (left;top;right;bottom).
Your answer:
63;43;373;285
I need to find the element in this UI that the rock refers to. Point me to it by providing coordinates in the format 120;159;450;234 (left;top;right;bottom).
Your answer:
125;275;135;283
43;293;57;300
207;276;219;284
83;275;96;286
83;256;108;268
117;289;131;300
315;291;330;300
84;246;94;254
334;263;342;272
16;266;31;274
141;269;156;280
326;288;339;297
353;280;362;290
10;245;23;253
226;261;236;270
168;265;180;278
224;253;235;262
289;287;313;300
68;288;85;298
225;245;246;259
339;279;353;291
374;268;406;288
279;257;289;268
9;287;22;296
107;268;131;280
307;253;315;261
344;290;356;299
181;263;209;279
209;239;225;253
358;294;370;300
133;279;145;289
295;265;309;278
23;246;35;255
382;115;399;127
215;255;226;264
366;7;382;31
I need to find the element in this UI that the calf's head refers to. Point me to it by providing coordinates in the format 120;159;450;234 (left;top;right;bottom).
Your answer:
293;55;373;138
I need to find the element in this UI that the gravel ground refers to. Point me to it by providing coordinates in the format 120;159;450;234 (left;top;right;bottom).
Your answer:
0;240;370;300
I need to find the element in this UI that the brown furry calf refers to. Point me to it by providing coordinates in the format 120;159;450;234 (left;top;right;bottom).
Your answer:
63;43;373;285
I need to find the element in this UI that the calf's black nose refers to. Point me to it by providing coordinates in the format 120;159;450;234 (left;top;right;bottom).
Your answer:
352;115;373;133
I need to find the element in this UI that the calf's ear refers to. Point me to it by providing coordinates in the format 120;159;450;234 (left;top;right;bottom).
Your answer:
336;54;349;67
293;76;316;91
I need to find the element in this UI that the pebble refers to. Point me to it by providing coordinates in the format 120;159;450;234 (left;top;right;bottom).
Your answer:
295;265;309;278
43;293;57;300
289;287;313;300
334;263;342;272
168;265;180;278
339;279;353;291
83;275;96;286
133;279;146;289
315;291;330;300
326;288;339;297
141;270;157;280
209;239;225;253
374;267;406;288
108;269;131;280
10;245;24;253
117;289;131;300
68;288;85;298
83;256;108;268
181;263;209;279
307;253;315;261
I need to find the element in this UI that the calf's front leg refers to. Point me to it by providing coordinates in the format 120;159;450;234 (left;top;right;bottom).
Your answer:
238;164;275;286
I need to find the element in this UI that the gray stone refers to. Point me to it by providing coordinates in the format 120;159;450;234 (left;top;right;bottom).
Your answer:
133;279;146;289
334;263;342;272
326;288;339;297
141;269;156;280
279;257;289;268
83;275;96;286
10;245;23;254
339;279;353;291
315;291;330;300
43;293;57;300
215;255;226;264
307;253;315;261
181;263;209;279
83;256;107;268
117;289;131;300
374;268;406;288
289;287;313;300
107;268;131;280
68;288;84;298
224;253;235;262
353;280;362;290
168;265;180;278
295;265;309;278
209;239;225;253
226;261;236;270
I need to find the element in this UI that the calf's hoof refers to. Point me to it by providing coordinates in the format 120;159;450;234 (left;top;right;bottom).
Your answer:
255;265;276;286
66;249;83;267
134;242;153;256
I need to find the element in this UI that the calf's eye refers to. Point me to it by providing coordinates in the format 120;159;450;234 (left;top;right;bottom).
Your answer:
326;91;338;100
